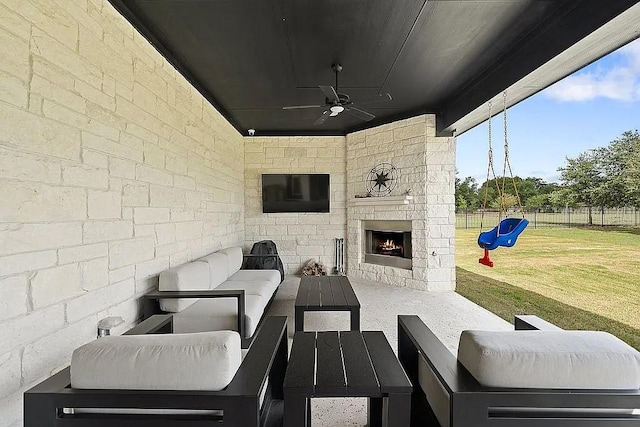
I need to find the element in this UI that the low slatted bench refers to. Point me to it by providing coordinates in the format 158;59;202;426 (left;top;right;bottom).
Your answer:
295;275;360;331
283;330;412;427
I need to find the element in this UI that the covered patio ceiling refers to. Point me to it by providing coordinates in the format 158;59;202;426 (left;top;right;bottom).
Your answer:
108;0;640;137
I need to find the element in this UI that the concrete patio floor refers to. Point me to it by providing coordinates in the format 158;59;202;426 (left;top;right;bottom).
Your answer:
266;275;511;426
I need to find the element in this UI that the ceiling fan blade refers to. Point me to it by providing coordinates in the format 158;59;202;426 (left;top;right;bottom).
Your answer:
345;106;375;121
319;85;340;103
282;105;323;110
313;110;331;125
353;93;392;105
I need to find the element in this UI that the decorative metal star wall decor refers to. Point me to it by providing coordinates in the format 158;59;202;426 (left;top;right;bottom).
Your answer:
373;171;391;191
366;163;399;196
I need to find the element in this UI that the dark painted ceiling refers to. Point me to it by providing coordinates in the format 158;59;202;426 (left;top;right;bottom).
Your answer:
108;0;639;136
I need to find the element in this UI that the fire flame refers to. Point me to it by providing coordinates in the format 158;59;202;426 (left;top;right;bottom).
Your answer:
379;239;403;251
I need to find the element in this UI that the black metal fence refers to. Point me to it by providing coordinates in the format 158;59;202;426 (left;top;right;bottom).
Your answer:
456;207;640;229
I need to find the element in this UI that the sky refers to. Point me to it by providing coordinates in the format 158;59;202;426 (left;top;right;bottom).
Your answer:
456;38;640;184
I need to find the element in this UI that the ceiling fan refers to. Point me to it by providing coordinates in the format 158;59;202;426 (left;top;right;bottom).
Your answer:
282;64;392;125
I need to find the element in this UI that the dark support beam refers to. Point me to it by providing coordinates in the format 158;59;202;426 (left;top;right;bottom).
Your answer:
437;0;639;135
435;114;454;138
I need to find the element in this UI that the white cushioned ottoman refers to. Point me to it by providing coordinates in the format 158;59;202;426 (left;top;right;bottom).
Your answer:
457;330;640;389
71;331;241;391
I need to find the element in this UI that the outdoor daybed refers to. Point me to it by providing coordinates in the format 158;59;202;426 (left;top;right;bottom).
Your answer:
24;315;288;427
144;246;282;348
398;314;640;427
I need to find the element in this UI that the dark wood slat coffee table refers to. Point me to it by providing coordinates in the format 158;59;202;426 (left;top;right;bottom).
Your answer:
283;330;412;427
295;275;360;332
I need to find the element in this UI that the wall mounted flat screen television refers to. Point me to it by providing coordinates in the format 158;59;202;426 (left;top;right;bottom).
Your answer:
262;174;330;213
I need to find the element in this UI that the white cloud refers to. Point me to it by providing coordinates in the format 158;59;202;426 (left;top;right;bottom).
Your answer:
544;38;640;102
621;37;640;68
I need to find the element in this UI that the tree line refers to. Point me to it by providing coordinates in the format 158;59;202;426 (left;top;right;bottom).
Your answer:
456;130;640;223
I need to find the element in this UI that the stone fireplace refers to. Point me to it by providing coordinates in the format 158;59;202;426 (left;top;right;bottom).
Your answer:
362;220;412;270
345;115;456;291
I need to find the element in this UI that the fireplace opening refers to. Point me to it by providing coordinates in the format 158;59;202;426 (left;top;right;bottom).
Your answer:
371;231;407;257
362;220;412;270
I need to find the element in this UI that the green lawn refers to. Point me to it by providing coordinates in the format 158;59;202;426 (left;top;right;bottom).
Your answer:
455;227;640;349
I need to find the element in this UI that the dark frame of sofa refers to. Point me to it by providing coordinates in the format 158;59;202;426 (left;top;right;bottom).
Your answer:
23;315;289;427
143;288;248;344
398;314;640;427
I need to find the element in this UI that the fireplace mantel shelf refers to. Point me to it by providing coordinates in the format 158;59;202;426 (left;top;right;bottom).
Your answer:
352;195;413;206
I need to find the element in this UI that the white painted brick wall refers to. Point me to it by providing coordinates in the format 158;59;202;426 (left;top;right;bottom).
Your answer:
0;223;82;256
0;352;21;403
0;277;28;322
244;136;347;274
58;242;108;265
81;257;110;291
0;250;58;277
30;264;84;309
0;1;245;425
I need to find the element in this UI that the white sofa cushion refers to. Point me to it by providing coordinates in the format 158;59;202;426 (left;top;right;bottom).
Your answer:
70;331;241;391
198;252;229;288
216;280;277;302
159;261;210;312
457;330;640;389
173;295;265;338
219;246;243;276
227;269;280;285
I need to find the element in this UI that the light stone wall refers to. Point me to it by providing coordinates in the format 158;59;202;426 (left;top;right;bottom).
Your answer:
244;137;347;274
345;115;456;291
0;1;244;425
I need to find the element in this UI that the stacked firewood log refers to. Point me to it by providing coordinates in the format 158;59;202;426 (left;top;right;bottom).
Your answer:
302;259;328;276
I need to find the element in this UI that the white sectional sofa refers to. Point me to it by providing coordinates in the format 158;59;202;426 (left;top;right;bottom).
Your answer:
145;246;281;347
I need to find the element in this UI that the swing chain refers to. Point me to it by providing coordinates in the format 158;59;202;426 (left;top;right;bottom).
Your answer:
487;101;494;176
503;92;509;164
500;92;509;217
480;101;494;232
489;99;503;219
501;91;525;219
487;100;493;159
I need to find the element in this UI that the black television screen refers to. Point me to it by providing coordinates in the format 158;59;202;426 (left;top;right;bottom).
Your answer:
262;174;330;213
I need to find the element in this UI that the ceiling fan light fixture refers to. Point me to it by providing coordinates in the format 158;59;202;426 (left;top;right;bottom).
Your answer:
283;65;390;125
330;105;344;115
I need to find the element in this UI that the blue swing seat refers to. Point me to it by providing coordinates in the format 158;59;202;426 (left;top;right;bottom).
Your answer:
478;217;529;251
